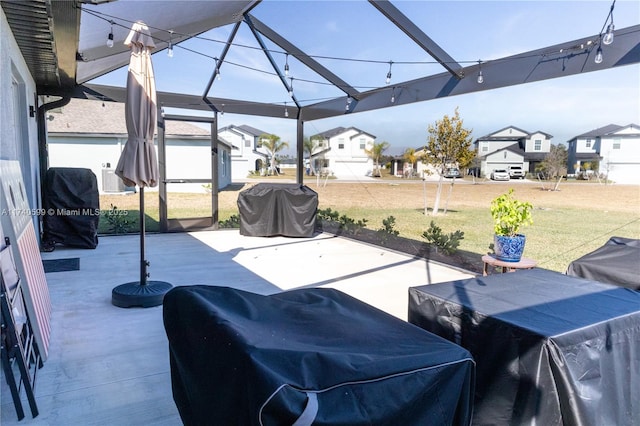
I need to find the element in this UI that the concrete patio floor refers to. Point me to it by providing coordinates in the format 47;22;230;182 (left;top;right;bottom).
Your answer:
1;229;475;425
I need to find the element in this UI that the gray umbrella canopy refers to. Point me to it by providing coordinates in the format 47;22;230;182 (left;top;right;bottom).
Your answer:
115;21;158;188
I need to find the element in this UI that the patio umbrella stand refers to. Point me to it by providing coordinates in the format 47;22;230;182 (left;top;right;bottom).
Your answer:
112;21;171;308
111;187;172;308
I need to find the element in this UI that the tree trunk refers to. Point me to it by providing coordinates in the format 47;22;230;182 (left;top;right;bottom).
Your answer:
422;179;428;215
431;176;444;216
443;179;455;214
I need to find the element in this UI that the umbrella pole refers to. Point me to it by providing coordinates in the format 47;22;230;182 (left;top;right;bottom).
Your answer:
111;185;172;308
140;186;147;286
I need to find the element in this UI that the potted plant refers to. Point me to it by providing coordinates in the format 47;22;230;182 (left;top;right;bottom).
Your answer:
490;189;533;262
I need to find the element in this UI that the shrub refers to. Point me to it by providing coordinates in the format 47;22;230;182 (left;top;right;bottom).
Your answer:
422;221;464;255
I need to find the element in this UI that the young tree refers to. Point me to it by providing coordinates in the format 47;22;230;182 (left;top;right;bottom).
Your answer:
538;144;568;191
303;136;323;176
425;108;474;215
260;133;289;175
365;140;391;177
403;147;418;178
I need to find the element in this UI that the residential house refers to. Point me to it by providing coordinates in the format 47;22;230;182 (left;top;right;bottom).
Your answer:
46;99;233;193
567;124;640;184
310;127;376;178
219;124;271;180
474;126;552;178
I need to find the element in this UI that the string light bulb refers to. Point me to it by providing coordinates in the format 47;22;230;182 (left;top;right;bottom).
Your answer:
284;54;290;76
106;21;114;48
477;60;484;84
220;104;225;115
603;23;614;45
386;61;393;85
288;78;294;98
216;59;221;80
167;30;174;58
284;102;289;118
594;46;604;64
390;87;396;103
345;95;352;111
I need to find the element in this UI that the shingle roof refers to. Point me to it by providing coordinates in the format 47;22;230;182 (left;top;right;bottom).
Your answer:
236;124;269;137
47;98;210;137
570;124;623;140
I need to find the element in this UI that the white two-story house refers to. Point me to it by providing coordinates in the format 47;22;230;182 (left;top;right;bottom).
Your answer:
567;124;640;184
310;127;376;178
219;124;271;180
474;126;552;178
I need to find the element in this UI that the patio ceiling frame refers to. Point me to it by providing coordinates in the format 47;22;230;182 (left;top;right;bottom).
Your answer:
244;14;361;101
243;14;302;112
75;22;640;121
368;0;464;79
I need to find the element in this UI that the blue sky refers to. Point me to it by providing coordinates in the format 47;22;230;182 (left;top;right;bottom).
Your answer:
93;0;640;156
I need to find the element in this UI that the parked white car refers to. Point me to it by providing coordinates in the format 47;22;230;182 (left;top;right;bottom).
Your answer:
491;169;510;181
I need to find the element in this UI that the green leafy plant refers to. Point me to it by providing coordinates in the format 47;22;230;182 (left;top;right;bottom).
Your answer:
103;204;131;234
317;208;340;223
422;221;464;255
377;216;400;244
219;214;240;228
490;189;533;236
338;215;368;235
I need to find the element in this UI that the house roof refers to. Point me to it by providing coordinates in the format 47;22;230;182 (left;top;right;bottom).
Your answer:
312;126;376;140
569;123;640;140
237;124;269;137
474;126;552;143
479;142;524;159
47;98;210;137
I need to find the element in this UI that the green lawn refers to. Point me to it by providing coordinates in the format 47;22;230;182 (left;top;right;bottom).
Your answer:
99;181;640;274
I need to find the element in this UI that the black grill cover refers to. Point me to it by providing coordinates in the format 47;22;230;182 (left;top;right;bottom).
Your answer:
42;167;99;249
567;236;640;289
163;286;475;425
238;183;317;237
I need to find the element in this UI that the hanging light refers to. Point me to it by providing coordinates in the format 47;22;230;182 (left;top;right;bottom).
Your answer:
288;78;294;98
106;21;114;48
390;87;396;104
386;61;393;85
477;60;484;84
284;102;289;118
345;95;352;111
167;30;174;58
284;54;290;76
216;59;221;80
594;46;604;64
603;23;615;45
220;104;225;115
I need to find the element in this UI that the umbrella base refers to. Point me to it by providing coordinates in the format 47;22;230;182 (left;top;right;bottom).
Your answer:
111;280;173;308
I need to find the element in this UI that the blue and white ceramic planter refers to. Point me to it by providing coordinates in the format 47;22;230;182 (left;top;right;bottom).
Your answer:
494;234;526;262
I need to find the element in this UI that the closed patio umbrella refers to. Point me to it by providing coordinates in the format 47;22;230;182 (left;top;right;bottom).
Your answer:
112;21;172;308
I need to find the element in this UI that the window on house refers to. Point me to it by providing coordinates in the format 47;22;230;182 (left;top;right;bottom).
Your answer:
535;139;542;151
338;138;345;149
503;151;507;159
585;139;591;148
481;142;488;152
359;138;366;150
613;138;621;149
244;139;251;147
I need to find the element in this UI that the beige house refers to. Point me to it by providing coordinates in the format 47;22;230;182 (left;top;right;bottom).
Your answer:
474;126;552;178
46;99;233;193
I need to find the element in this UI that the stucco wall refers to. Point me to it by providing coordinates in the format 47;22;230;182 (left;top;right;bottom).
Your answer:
1;8;41;231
